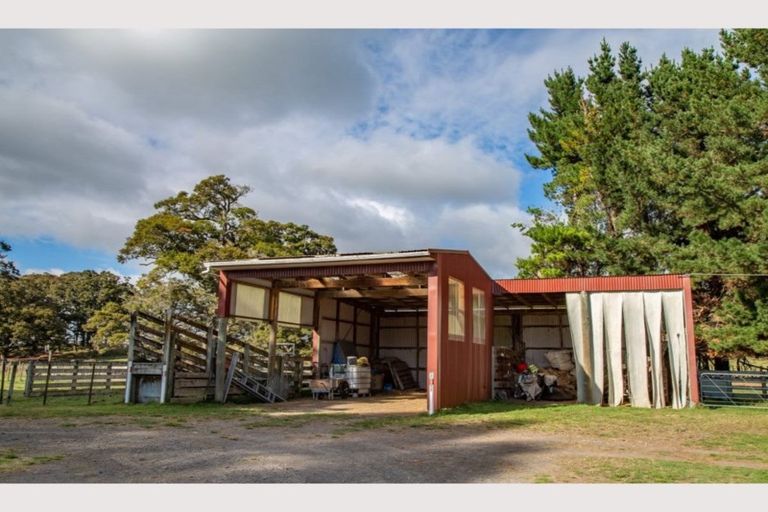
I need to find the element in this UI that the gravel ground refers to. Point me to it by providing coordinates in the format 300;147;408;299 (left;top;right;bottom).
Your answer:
2;394;761;483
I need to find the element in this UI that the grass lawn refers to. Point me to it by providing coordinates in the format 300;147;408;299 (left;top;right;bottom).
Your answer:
0;450;64;474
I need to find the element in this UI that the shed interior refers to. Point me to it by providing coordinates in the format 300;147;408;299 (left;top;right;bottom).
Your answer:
228;265;432;393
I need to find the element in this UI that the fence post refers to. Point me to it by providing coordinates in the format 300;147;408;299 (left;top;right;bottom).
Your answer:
206;321;215;374
71;360;79;392
105;362;113;391
125;312;137;404
214;316;228;403
24;361;35;397
0;356;6;404
243;344;252;376
267;291;279;380
293;357;302;394
5;362;18;405
87;362;96;405
42;356;52;405
160;309;176;404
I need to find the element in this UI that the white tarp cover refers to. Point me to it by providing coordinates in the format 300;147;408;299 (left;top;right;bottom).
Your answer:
602;293;624;407
643;292;665;409
662;291;688;409
565;293;588;404
565;289;690;409
622;292;651;408
588;293;605;405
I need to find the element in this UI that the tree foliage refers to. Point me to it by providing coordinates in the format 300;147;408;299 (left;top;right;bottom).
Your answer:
0;264;133;356
118;174;337;323
519;30;768;357
118;175;337;286
0;240;19;279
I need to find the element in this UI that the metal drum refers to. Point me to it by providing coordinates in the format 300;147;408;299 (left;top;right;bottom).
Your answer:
346;366;372;394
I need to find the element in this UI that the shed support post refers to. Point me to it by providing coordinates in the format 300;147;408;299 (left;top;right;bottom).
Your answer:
125;312;137;404
578;291;594;404
683;276;700;405
214;316;229;403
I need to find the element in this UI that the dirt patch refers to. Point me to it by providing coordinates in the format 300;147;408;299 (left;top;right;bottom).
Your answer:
1;395;766;483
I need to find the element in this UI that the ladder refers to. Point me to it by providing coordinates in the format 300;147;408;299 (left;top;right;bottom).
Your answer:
232;368;285;403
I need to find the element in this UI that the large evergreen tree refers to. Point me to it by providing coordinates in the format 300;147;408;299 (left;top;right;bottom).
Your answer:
118;174;337;316
519;30;768;357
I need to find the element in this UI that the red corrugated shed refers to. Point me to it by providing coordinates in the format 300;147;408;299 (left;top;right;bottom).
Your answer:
494;274;687;294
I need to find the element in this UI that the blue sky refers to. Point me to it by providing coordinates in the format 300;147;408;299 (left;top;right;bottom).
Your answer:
0;29;720;277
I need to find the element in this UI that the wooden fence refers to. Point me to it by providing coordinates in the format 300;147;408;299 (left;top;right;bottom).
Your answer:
130;311;314;403
25;360;127;398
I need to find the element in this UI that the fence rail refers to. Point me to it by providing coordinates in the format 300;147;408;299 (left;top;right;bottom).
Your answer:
699;370;768;408
26;360;127;397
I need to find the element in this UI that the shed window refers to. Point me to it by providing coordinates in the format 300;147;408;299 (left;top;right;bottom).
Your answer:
472;288;486;344
448;277;465;340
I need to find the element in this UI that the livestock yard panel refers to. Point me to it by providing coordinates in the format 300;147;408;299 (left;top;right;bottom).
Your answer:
27;360;127;397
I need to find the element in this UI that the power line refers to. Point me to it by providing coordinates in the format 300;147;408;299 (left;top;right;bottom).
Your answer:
689;272;768;277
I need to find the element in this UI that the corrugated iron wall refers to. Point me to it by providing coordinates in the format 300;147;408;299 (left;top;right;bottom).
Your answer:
495;274;688;294
428;252;494;410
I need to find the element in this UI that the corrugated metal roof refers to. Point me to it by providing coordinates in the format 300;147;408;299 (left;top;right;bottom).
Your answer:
205;250;433;271
494;274;688;294
227;261;436;280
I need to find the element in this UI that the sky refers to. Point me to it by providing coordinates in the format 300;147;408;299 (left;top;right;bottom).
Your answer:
0;29;721;278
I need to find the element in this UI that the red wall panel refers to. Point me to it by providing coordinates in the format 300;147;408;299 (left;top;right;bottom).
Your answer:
429;252;494;410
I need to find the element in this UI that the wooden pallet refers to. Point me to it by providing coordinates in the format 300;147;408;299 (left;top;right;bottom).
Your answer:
384;358;417;390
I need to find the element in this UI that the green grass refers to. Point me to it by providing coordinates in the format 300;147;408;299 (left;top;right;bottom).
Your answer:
0;450;64;473
545;456;768;483
697;432;768;454
0;394;267;422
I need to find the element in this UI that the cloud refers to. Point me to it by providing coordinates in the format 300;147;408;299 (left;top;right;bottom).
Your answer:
23;267;66;276
0;29;722;277
0;30;378;131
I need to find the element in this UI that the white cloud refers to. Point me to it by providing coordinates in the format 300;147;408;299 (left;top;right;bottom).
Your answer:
23;267;65;276
0;29;723;277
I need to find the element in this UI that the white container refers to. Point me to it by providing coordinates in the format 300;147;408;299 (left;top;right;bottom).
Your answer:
346;365;371;393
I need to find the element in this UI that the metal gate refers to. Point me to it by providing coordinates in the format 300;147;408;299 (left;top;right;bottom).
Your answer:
699;370;768;408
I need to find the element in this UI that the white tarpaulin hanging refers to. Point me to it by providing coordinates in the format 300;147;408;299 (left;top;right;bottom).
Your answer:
565;293;588;404
602;293;624;406
589;293;605;405
662;291;688;409
643;292;665;409
622;292;651;408
565;288;690;409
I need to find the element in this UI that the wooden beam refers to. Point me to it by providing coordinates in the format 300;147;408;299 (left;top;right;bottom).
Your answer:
273;276;427;290
541;293;560;308
317;288;429;299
